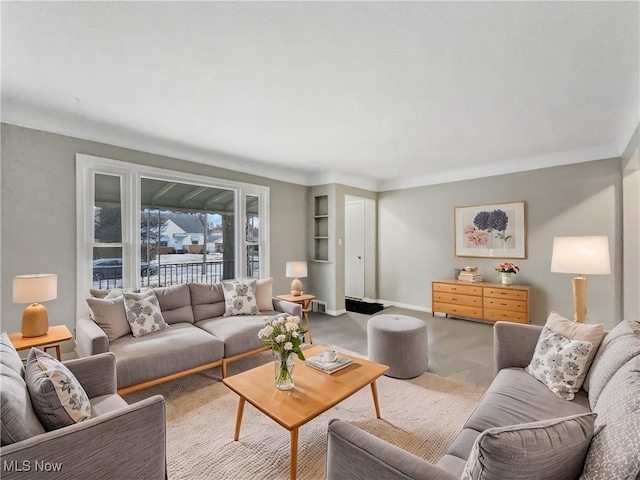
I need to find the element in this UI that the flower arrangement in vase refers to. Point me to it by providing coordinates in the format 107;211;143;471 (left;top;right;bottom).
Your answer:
258;315;306;390
495;262;519;285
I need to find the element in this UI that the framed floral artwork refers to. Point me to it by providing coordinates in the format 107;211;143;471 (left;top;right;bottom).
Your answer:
454;201;526;258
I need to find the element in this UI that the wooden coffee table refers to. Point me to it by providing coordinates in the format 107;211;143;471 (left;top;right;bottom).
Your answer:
222;345;389;480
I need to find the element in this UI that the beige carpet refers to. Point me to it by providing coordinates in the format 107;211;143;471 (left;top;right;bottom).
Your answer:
124;350;486;480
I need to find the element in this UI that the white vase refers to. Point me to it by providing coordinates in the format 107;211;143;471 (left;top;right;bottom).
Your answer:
501;272;513;285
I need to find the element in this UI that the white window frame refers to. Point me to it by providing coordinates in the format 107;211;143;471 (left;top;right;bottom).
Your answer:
76;153;270;317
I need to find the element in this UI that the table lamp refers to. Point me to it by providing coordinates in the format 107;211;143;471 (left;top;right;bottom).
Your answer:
13;273;58;337
550;236;611;323
286;261;308;296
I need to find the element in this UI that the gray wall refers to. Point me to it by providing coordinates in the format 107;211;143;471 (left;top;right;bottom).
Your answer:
378;158;623;329
1;124;307;352
622;124;640;321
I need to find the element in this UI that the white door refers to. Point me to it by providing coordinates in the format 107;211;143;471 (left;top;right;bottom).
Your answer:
345;200;365;299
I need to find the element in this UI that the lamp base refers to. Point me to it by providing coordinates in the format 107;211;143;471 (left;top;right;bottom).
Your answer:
290;278;303;297
21;303;49;337
572;276;588;323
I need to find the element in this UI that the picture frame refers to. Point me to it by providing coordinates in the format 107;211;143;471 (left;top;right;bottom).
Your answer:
454;201;526;258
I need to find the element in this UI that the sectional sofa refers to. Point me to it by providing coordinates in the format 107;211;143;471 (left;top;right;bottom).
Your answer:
327;319;640;479
76;280;302;394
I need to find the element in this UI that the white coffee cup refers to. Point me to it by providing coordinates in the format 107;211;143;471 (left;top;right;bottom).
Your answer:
323;349;338;363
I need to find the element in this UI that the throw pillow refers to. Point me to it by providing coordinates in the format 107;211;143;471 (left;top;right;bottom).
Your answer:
582;355;640;480
222;280;260;317
86;295;131;341
123;291;169;338
545;311;605;391
461;412;596;480
525;326;593;400
584;320;640;408
1;331;25;377
25;348;91;431
1;364;46;445
255;278;275;311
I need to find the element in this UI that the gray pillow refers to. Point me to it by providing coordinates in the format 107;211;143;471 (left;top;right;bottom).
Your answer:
86;295;131;341
1;364;45;445
461;412;596;480
1;331;25;377
585;320;640;408
582;355;640;479
25;348;92;431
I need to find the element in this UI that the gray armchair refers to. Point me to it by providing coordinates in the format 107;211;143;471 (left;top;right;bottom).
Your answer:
1;350;166;479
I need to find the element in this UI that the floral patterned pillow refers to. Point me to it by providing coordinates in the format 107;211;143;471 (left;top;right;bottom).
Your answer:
525;326;593;400
123;291;169;337
25;348;91;431
222;280;260;317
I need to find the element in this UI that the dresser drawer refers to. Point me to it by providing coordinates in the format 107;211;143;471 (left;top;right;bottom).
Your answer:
484;308;528;324
433;292;482;307
483;297;527;313
433;302;482;319
484;287;528;301
433;283;482;296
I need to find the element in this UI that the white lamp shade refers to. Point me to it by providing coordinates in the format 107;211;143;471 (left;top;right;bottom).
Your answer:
550;236;611;275
286;261;308;278
13;274;58;304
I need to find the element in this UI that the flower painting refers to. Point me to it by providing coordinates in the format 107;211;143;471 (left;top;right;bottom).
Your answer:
455;201;526;258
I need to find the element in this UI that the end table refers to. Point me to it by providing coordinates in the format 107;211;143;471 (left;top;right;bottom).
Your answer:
8;325;73;361
276;293;315;344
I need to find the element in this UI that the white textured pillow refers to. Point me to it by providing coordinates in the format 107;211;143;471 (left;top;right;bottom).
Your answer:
123;291;169;337
545;311;604;391
255;278;274;311
222;280;260;316
525;327;593;400
25;348;91;431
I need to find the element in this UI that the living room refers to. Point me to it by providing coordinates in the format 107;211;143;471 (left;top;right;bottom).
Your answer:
1;2;639;479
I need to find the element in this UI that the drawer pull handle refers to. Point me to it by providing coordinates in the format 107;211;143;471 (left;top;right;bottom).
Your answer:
500;303;507;306
500;292;507;295
452;297;457;301
451;288;456;291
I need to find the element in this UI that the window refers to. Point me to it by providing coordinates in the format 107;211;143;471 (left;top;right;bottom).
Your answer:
76;154;270;316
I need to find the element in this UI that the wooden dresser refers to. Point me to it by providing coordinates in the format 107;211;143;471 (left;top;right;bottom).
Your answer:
432;280;530;324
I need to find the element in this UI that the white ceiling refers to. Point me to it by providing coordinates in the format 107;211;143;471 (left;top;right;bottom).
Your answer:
2;1;638;191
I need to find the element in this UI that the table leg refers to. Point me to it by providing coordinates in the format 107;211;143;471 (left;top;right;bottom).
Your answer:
370;380;382;419
54;345;62;361
233;397;246;441
303;300;312;344
290;428;299;480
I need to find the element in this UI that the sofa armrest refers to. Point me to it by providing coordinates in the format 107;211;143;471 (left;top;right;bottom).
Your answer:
272;298;303;318
0;395;166;480
326;420;460;480
493;321;543;376
75;315;109;357
64;352;117;398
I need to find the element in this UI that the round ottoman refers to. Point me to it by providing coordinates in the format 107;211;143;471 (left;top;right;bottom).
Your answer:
367;314;428;379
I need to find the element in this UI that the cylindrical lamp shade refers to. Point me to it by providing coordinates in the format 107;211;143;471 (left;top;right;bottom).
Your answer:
550;236;611;275
13;274;58;303
286;262;308;278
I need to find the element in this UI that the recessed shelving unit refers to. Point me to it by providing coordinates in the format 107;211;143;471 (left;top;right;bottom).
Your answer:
314;195;329;261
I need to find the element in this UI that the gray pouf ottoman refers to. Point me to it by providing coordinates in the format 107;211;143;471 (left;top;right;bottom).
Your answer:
367;314;428;379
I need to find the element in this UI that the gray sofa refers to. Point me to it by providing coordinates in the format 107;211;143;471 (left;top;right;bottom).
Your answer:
0;336;166;480
327;320;640;480
76;282;302;394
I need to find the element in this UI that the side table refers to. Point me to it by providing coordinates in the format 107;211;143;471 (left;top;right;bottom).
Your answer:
276;294;315;344
8;325;73;361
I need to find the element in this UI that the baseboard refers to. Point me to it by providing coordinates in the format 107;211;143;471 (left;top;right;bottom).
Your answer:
326;309;347;316
375;299;432;314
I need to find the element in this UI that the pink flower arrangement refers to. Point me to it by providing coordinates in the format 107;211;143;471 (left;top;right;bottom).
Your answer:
465;226;489;246
495;262;519;274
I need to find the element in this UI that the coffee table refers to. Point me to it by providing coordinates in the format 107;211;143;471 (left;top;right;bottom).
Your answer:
222;345;389;480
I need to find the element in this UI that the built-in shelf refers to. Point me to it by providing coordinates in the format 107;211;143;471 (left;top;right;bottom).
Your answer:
314;195;329;261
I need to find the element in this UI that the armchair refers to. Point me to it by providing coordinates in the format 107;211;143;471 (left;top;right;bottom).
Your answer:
1;348;166;479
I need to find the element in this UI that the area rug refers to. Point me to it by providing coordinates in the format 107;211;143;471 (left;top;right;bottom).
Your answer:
124;349;486;480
